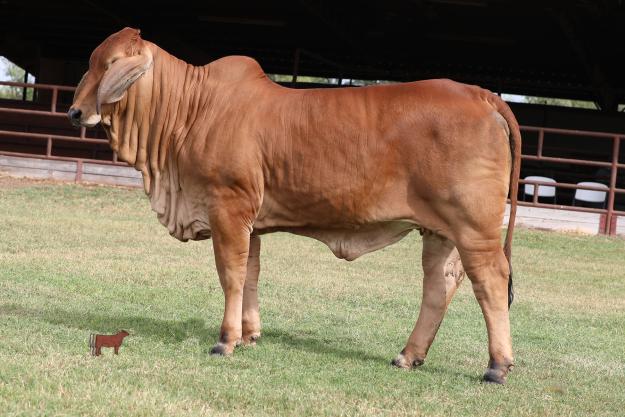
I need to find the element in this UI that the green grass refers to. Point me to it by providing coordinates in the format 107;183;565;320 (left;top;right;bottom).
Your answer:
1;177;624;417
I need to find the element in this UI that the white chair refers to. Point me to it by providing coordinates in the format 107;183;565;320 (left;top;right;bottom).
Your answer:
524;176;556;202
574;182;608;208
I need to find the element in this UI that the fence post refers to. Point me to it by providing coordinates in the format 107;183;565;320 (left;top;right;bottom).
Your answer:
537;129;544;157
604;136;620;235
76;160;83;183
51;88;58;113
291;48;300;86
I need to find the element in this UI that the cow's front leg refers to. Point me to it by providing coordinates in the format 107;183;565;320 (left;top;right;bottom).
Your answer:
209;210;252;356
242;235;261;345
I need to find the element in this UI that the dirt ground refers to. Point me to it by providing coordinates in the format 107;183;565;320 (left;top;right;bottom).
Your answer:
0;174;133;190
0;174;55;189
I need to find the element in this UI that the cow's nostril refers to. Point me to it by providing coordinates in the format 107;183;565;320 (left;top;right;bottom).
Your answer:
67;108;82;121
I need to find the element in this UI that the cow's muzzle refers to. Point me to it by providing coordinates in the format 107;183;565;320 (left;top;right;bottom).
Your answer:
67;107;82;127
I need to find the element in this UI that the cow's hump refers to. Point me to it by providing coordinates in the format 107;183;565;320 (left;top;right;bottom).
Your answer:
209;56;266;82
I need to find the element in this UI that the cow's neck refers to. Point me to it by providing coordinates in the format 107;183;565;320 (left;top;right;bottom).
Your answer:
103;45;213;240
106;44;210;197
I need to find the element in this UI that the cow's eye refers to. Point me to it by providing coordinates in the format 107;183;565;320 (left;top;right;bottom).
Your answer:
106;57;119;70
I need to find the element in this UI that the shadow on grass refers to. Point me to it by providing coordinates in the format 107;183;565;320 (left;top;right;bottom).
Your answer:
0;302;476;380
0;302;212;344
257;328;389;364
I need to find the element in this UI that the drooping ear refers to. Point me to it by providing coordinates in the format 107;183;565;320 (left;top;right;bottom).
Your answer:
97;51;152;114
73;71;89;103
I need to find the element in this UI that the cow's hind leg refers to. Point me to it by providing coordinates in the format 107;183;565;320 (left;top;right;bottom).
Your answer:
241;235;261;346
458;241;514;384
393;231;465;369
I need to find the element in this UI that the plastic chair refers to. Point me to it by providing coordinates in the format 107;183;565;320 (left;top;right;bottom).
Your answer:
574;182;608;208
523;176;556;202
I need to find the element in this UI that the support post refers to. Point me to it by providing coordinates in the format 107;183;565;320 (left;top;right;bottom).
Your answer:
604;136;620;235
291;48;300;86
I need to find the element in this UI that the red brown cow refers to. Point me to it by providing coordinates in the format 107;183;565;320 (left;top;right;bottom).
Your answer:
90;330;129;356
70;28;520;383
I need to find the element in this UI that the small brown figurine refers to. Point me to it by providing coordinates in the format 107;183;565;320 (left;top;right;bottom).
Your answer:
89;330;129;356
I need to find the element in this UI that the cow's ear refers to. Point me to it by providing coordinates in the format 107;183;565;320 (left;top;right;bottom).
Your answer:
97;51;152;113
73;71;89;103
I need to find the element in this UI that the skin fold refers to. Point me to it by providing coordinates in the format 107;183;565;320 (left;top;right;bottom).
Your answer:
70;27;521;384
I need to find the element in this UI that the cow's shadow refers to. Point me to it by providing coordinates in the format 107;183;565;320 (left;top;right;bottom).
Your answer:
1;302;383;360
0;302;476;381
0;302;211;345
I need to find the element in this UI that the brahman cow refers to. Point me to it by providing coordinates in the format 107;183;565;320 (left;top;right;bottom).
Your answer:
69;28;521;384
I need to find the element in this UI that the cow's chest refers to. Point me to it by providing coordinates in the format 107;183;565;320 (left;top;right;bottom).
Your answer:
147;169;212;242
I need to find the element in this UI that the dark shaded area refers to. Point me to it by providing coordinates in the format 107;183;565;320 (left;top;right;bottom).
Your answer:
1;0;625;110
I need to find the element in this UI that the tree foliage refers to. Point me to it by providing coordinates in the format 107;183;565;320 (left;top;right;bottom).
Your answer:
0;56;34;100
523;95;598;110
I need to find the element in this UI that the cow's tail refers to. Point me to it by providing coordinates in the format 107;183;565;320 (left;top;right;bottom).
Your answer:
492;94;521;309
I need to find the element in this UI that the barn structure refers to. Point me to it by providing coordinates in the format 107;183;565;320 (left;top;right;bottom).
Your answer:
1;0;624;234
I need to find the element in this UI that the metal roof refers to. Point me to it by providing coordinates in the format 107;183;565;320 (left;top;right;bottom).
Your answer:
2;0;625;110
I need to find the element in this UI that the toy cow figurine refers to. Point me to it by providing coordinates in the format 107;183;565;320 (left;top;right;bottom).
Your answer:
89;330;129;356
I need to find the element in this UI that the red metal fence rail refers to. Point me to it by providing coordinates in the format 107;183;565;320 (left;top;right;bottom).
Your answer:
0;80;122;168
519;126;624;234
1;81;623;234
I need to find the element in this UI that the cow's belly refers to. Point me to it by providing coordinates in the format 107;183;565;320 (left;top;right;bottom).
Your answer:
257;221;417;261
253;187;424;259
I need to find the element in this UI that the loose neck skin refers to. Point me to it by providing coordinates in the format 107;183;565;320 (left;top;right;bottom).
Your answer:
102;43;212;194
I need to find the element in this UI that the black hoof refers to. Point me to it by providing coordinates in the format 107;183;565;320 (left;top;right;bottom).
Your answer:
390;357;403;367
483;368;506;384
209;343;227;356
241;334;260;346
391;353;424;369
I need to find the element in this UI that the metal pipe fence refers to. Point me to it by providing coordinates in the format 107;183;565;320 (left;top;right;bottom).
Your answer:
519;126;624;234
1;81;623;234
0;80;124;173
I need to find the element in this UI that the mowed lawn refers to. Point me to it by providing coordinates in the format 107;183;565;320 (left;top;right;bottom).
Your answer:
1;177;624;417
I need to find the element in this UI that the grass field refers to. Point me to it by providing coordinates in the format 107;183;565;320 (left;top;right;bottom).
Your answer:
1;176;624;417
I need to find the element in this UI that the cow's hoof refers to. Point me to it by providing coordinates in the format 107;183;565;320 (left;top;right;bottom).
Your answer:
483;368;507;384
241;333;260;346
391;353;424;369
209;342;231;356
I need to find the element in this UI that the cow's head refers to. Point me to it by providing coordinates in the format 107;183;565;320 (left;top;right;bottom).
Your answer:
68;27;153;128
